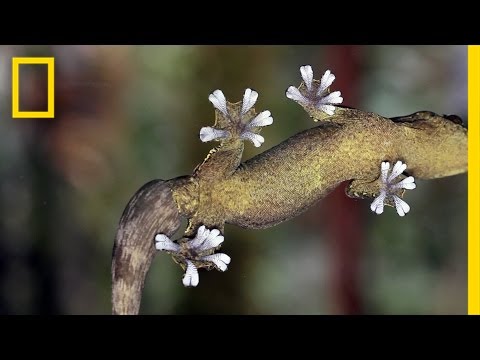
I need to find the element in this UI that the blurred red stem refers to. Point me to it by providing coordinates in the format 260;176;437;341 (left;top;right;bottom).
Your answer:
325;46;364;314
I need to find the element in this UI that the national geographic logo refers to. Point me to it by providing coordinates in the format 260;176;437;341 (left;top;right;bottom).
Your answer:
12;57;54;118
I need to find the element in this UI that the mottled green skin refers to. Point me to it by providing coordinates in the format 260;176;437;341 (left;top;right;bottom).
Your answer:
172;106;467;235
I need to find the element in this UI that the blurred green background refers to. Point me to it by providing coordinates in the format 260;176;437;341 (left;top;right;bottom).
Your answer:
0;45;467;314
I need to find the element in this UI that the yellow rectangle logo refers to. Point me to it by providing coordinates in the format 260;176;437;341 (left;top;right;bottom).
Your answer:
12;57;55;118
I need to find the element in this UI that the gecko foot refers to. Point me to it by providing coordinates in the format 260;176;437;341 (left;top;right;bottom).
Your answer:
286;65;343;119
370;161;417;216
155;225;231;287
199;88;274;148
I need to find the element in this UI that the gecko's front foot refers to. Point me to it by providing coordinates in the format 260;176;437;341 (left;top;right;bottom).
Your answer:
155;225;231;287
286;65;343;120
199;88;274;147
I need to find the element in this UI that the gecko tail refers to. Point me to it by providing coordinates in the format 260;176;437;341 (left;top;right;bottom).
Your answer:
112;179;181;315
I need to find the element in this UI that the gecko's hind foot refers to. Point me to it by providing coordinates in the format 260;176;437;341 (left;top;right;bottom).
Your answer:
155;225;231;287
199;88;273;148
286;65;343;120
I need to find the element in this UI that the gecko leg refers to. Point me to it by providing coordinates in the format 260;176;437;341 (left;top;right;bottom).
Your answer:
155;225;231;287
286;65;344;121
184;217;224;238
200;88;273;147
194;89;274;179
346;161;417;216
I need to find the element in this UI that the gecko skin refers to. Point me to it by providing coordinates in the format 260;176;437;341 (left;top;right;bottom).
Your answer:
112;66;467;314
173;107;467;233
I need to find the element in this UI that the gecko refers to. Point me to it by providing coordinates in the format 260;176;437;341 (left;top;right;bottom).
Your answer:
111;65;467;315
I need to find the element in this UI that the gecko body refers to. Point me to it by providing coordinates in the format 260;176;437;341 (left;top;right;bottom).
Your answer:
173;108;467;231
112;66;467;314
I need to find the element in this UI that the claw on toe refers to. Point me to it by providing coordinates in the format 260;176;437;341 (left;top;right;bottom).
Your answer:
155;225;231;287
199;88;274;147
